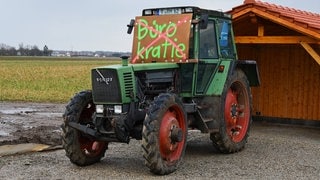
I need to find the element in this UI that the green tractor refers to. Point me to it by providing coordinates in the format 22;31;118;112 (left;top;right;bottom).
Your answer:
62;6;260;175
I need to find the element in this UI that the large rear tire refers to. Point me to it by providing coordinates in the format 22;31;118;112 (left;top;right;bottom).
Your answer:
210;69;252;153
142;93;187;175
62;90;108;166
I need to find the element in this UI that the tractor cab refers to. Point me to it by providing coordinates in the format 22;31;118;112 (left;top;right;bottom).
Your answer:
128;6;236;63
128;7;239;97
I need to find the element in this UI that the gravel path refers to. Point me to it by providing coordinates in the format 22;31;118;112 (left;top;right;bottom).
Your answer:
0;102;319;179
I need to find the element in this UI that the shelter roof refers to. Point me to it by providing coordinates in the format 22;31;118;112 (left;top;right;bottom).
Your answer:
229;0;320;39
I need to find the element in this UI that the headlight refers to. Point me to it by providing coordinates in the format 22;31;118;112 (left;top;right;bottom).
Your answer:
114;105;122;114
96;105;104;113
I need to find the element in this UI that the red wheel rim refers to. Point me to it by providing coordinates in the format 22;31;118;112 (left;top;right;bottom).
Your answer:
159;105;186;164
224;82;250;143
79;139;106;157
78;102;106;157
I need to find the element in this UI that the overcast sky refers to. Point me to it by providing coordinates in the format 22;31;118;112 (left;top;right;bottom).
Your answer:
1;0;319;52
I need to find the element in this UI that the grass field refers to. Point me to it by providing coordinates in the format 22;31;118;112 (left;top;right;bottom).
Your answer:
0;56;120;102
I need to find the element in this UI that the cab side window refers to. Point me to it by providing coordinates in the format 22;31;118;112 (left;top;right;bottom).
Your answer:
217;20;235;59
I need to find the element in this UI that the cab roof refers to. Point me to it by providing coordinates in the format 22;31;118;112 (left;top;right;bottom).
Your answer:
142;6;231;19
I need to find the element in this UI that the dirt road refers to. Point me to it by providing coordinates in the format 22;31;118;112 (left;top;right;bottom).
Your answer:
0;102;319;179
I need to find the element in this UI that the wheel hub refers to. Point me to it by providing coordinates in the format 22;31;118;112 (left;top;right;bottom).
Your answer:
159;116;180;154
170;125;183;143
231;103;238;119
159;109;185;161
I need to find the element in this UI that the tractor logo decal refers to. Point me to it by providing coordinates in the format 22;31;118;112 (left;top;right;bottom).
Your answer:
95;69;113;85
132;14;192;63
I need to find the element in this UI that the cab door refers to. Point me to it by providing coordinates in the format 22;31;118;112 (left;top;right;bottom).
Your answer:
196;20;219;95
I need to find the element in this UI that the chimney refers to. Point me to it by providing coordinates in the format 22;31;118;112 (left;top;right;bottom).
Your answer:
244;0;256;4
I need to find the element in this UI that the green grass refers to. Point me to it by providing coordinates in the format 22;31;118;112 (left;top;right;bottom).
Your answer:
0;56;120;102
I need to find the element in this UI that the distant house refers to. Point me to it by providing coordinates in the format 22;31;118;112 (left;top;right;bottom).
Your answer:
229;0;320;126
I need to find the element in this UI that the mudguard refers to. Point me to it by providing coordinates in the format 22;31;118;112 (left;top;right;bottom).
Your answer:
235;60;261;87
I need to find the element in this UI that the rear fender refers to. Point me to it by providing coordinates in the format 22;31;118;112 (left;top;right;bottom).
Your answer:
235;60;260;87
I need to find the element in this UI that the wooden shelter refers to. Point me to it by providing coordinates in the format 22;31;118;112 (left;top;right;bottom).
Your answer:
229;0;320;125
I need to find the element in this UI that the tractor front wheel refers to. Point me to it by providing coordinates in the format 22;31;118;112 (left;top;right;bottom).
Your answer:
62;90;108;166
142;93;187;175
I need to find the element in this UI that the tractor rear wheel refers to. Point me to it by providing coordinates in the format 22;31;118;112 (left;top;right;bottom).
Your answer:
210;69;252;153
62;90;108;166
142;93;187;175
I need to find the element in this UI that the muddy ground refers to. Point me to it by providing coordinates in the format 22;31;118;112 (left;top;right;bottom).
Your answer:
0;102;319;179
0;102;63;146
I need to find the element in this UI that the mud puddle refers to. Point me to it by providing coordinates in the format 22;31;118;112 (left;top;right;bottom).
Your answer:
0;108;62;117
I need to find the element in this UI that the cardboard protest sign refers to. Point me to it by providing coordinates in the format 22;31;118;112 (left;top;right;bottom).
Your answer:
131;14;192;63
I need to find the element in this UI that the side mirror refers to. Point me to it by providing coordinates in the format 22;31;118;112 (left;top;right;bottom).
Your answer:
127;19;135;34
199;14;208;29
